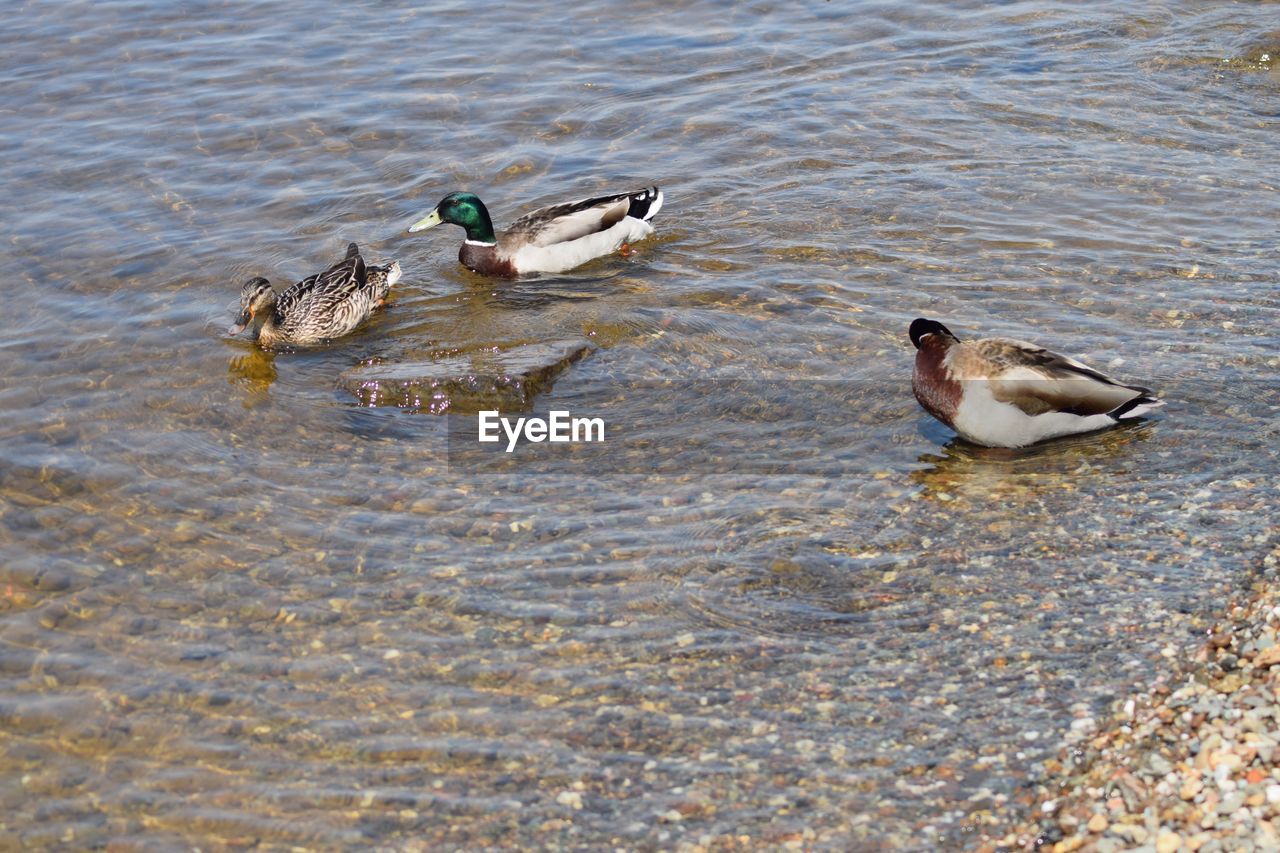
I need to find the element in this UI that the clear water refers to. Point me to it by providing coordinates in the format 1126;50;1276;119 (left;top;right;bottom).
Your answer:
1;0;1277;847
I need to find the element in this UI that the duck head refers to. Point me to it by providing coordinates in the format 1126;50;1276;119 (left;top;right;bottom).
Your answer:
909;318;960;350
407;192;496;244
229;277;276;336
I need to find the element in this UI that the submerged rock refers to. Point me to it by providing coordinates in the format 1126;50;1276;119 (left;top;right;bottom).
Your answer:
1240;32;1279;69
339;339;594;414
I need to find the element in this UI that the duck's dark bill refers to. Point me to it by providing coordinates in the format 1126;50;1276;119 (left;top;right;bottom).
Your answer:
228;312;251;335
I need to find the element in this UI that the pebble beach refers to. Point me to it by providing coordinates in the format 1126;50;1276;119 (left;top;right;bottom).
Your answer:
982;542;1280;852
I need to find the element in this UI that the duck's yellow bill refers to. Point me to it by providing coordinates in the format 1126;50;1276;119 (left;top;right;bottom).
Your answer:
408;208;442;233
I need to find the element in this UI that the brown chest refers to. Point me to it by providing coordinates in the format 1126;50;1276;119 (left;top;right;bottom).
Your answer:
912;343;962;425
460;242;518;277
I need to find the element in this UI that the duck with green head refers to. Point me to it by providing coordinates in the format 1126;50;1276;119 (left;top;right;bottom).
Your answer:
407;186;663;277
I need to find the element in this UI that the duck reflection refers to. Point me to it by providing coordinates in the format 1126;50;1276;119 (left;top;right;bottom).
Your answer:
227;347;277;403
910;418;1157;501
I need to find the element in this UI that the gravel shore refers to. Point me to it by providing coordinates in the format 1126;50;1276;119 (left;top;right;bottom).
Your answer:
979;543;1280;852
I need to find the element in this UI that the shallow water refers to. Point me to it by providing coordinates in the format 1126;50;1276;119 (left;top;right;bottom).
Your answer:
1;0;1278;847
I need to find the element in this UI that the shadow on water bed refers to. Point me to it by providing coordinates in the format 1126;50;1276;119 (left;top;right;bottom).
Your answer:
340;339;596;413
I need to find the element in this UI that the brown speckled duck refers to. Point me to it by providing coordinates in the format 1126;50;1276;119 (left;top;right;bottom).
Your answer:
407;186;663;276
909;318;1163;447
229;243;400;348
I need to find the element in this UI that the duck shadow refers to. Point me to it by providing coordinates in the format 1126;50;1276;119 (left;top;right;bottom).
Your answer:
910;417;1159;496
461;268;639;310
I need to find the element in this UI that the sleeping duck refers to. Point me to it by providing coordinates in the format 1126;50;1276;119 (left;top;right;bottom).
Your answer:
909;318;1163;448
229;242;400;348
407;186;663;276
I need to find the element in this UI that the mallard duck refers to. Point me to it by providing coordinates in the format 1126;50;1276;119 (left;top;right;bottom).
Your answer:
909;318;1163;447
228;243;401;347
407;186;663;276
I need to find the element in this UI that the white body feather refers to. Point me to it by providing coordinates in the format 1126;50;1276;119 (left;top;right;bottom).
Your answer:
950;381;1127;447
511;215;656;274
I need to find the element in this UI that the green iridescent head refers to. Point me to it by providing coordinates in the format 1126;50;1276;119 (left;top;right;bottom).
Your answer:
407;192;496;244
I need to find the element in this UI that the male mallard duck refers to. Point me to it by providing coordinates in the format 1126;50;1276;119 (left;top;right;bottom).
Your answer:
229;243;401;347
909;318;1163;448
407;186;663;276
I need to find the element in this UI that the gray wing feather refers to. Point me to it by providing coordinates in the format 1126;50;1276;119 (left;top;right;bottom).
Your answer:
978;339;1150;417
505;192;634;247
275;246;378;339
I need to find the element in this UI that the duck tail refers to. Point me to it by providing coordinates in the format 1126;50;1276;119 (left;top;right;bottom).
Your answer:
626;186;663;222
1109;391;1164;421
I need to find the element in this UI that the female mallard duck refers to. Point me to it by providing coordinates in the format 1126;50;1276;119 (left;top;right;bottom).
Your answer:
229;242;401;347
407;186;663;276
909;318;1163;448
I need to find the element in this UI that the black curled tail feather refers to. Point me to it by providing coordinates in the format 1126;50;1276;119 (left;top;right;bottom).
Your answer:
1109;391;1163;421
626;186;663;221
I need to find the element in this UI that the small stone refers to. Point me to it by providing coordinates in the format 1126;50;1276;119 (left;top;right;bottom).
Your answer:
1255;646;1280;667
1266;784;1280;805
1087;813;1108;833
1155;831;1181;853
556;791;583;810
1216;673;1246;693
1113;825;1148;844
1209;630;1234;649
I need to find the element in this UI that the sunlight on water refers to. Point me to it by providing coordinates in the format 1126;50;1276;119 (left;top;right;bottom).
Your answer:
0;0;1277;847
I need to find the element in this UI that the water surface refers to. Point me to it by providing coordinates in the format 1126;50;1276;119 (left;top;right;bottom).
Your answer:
1;0;1278;847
